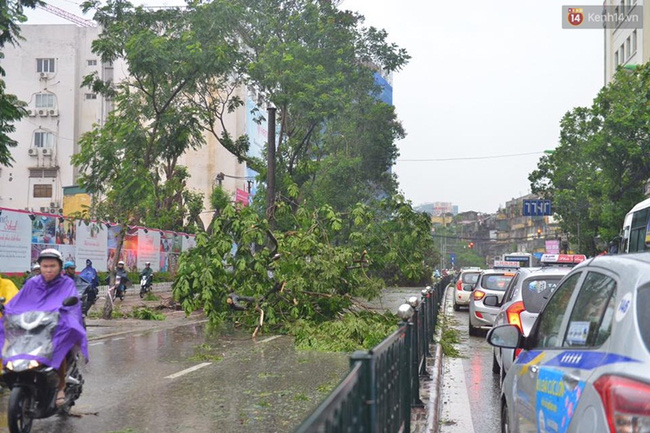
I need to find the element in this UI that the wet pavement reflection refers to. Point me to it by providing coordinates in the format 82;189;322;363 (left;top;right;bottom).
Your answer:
440;290;501;433
0;323;350;433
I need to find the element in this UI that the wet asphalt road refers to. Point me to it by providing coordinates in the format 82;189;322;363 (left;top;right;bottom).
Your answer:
0;287;428;433
0;323;350;433
439;288;501;433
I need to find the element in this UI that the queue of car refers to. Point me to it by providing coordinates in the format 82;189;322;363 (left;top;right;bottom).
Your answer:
472;253;650;433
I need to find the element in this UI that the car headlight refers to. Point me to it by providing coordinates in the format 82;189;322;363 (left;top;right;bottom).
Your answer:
28;360;40;369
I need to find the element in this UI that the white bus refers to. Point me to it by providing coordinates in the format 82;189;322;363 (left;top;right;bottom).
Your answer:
621;197;650;253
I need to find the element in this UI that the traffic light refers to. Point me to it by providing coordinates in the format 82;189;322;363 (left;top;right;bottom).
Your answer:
468;242;474;249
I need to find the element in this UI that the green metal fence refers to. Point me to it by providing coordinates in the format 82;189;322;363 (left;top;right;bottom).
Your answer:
294;278;448;433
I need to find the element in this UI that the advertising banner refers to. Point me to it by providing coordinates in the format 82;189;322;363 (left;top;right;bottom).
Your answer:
76;221;108;272
0;207;195;274
545;240;560;254
182;235;196;251
137;229;161;272
0;209;33;273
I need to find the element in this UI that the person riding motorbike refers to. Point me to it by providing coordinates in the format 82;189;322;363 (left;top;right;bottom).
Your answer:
0;274;19;308
114;260;129;299
139;262;153;297
0;249;88;407
79;259;99;314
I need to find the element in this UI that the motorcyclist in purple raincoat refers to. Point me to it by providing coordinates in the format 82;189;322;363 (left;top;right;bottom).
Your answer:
0;249;88;405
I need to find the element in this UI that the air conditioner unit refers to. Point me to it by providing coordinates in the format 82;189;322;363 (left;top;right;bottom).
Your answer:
49;202;59;209
41;148;52;156
28;109;36;117
40;207;47;212
38;109;48;117
48;109;59;117
49;207;57;214
39;72;48;79
28;148;38;156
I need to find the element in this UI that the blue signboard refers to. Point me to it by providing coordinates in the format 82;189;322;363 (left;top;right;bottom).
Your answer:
450;253;456;266
523;200;552;216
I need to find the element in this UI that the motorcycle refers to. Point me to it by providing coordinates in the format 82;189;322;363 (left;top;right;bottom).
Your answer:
139;274;153;299
115;274;129;301
1;296;84;433
73;277;96;317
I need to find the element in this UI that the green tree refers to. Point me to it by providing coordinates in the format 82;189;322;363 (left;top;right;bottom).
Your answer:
530;65;650;254
234;0;409;211
0;0;41;166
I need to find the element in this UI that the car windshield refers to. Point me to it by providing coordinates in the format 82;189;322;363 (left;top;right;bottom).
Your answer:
481;274;514;291
521;277;562;313
462;272;480;284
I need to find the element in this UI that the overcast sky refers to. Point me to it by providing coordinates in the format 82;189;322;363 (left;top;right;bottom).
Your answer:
27;0;605;214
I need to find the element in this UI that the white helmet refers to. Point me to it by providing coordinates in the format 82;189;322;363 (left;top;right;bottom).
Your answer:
38;248;63;265
117;260;125;266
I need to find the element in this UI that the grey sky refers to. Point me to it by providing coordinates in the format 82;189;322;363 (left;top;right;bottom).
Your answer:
27;0;605;214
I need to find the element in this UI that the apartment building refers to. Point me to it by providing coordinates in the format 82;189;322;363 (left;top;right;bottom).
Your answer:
0;24;248;227
604;0;647;82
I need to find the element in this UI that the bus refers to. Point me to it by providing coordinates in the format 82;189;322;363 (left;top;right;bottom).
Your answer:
501;252;535;268
621;197;650;253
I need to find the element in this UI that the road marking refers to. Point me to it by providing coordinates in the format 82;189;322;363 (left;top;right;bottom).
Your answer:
112;337;125;341
257;335;282;344
89;341;105;346
165;362;212;379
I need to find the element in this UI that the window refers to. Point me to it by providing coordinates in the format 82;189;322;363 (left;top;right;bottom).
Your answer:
615;51;619;66
621;44;626;61
563;272;616;347
33;184;53;198
626;37;631;59
633;30;637;53
35;93;55;108
36;58;55;73
33;131;55;148
533;272;581;348
522;277;563;314
87;59;97;66
629;208;649;252
85;93;97;100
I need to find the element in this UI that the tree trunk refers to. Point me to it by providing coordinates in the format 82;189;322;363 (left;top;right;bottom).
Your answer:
102;224;127;319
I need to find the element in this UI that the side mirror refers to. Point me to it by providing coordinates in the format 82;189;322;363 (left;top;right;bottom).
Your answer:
62;296;79;307
486;324;522;349
483;295;499;307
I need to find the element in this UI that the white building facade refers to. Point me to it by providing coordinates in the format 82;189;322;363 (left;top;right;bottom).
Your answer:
604;0;647;82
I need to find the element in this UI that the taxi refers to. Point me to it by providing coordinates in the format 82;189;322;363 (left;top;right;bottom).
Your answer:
487;253;650;433
453;267;482;311
468;263;517;336
486;254;586;381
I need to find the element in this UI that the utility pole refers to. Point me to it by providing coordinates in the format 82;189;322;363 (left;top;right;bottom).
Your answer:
266;105;277;226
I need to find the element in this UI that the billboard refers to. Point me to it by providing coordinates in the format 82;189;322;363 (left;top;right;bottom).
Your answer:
0;207;194;275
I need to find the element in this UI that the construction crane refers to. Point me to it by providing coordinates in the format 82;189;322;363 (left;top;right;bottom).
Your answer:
36;2;96;28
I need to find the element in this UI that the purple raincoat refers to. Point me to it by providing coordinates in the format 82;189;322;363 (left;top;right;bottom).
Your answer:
0;275;88;369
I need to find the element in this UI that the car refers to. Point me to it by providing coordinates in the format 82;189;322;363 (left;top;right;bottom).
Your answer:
468;268;516;336
453;268;482;311
486;254;586;381
487;253;650;433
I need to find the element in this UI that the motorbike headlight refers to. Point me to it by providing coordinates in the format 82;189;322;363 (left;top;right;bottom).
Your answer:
28;360;40;369
5;361;13;371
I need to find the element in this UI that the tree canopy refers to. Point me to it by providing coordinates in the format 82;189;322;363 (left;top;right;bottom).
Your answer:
530;64;650;254
0;0;41;167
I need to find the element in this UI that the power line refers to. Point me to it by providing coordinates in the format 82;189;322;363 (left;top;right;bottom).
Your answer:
397;151;544;162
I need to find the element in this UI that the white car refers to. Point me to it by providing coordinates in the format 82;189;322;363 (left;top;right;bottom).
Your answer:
453;268;482;311
487;253;650;432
